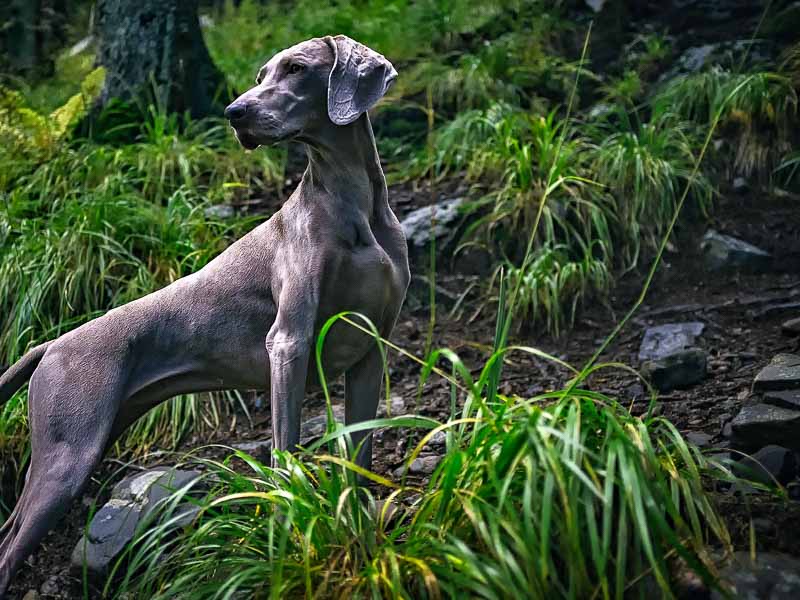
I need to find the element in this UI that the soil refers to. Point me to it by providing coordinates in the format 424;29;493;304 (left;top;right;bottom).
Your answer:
6;182;800;598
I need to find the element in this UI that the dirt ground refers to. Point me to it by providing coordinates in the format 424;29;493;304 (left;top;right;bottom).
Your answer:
7;184;800;598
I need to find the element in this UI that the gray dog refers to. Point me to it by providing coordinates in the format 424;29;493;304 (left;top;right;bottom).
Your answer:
0;34;409;594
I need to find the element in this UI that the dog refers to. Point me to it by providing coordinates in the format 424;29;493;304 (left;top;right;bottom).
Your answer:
0;34;409;595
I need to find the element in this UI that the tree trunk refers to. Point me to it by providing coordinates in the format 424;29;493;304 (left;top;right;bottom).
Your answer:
95;0;226;118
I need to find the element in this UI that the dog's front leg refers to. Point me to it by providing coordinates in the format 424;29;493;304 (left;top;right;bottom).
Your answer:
266;297;316;466
345;347;384;471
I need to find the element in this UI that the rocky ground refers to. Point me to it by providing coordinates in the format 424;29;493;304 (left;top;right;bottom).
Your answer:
7;179;800;598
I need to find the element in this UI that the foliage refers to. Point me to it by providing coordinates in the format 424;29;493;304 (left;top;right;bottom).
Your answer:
651;68;798;179
589;110;713;266
109;337;731;599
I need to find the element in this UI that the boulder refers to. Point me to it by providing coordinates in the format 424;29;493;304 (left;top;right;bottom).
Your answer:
72;468;201;576
764;390;800;411
732;445;797;486
641;348;707;392
730;404;800;451
638;322;705;362
712;552;800;600
400;197;465;250
701;230;771;272
232;439;272;462
685;431;713;448
781;317;800;337
753;354;800;393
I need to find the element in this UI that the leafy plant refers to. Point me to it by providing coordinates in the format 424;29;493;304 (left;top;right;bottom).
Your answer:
590;110;713;266
108;332;731;599
651;68;797;179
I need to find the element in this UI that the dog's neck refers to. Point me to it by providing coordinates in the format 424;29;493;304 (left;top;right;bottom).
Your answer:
301;114;387;223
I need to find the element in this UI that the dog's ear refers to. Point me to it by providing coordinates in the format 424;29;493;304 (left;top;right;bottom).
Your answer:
325;35;397;126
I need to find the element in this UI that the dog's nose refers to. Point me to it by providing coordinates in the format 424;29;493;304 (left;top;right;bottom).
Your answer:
224;102;248;121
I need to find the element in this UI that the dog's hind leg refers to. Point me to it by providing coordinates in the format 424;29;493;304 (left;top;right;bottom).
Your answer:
0;363;118;597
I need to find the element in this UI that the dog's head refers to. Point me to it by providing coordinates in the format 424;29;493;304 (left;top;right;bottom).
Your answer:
225;35;397;150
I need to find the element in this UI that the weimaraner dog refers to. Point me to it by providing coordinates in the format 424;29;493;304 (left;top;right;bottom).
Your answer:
0;34;409;594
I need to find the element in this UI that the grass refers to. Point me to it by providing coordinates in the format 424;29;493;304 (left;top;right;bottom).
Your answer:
1;0;798;577
105;311;732;599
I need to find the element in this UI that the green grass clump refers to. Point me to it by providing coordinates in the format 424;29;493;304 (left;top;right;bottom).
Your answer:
109;341;730;599
590;110;713;266
651;68;797;180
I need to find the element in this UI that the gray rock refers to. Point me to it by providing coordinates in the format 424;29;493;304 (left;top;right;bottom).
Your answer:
584;0;606;12
376;394;405;417
72;468;201;576
400;197;464;249
204;204;235;220
733;445;797;486
662;39;773;82
701;230;771;272
300;405;345;445
638;322;705;361
40;575;61;596
686;431;713;448
409;455;442;475
232;439;272;462
712;552;800;600
731;404;800;451
764;390;800;411
641;348;707;392
732;177;749;193
782;317;800;337
753;354;800;393
428;430;447;448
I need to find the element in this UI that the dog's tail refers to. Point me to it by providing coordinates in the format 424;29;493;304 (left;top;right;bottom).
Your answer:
0;342;51;407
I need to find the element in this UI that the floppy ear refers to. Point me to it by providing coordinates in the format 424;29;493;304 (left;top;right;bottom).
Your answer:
325;35;398;126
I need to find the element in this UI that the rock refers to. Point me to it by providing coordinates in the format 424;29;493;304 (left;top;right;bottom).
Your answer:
584;0;606;12
204;204;235;220
409;455;442;475
232;439;272;462
22;590;40;600
732;177;748;193
393;455;442;479
641;348;707;392
782;317;800;336
752;517;777;537
764;390;800;411
712;552;800;600
661;39;773;82
686;431;713;448
72;468;201;576
428;430;447;448
732;445;797;486
701;230;771;272
730;404;800;451
376;394;406;417
40;575;61;596
400;197;465;249
638;322;705;361
300;405;345;445
753;354;800;393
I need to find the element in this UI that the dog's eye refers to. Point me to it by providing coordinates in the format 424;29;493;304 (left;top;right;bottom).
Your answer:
289;63;306;75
